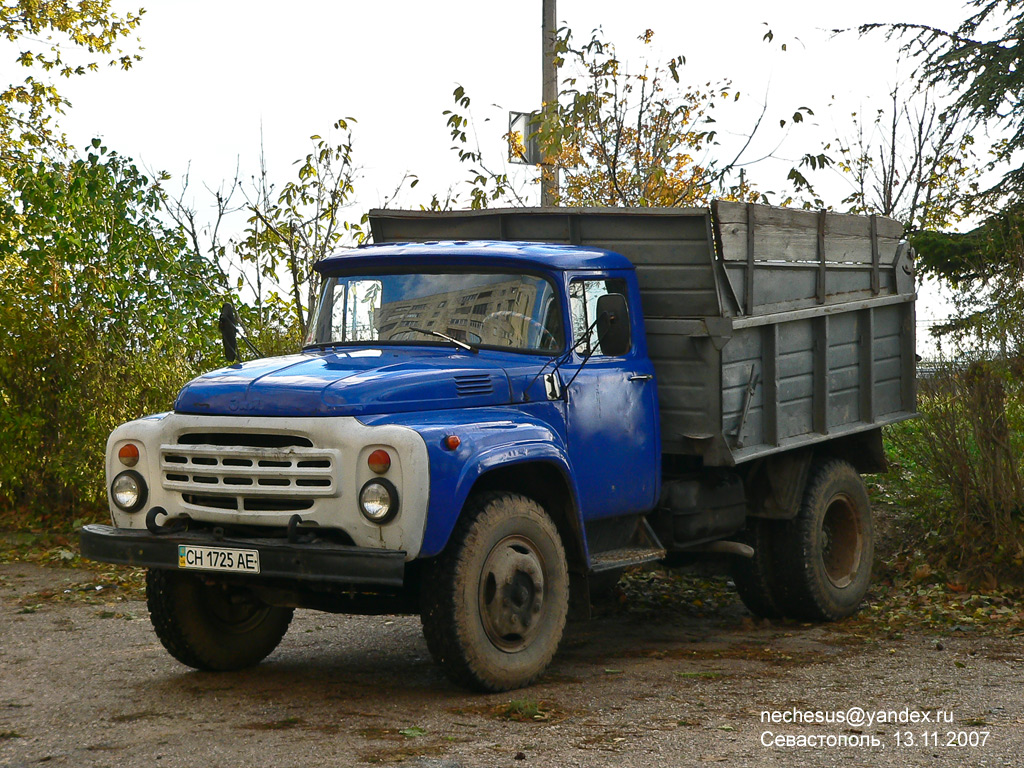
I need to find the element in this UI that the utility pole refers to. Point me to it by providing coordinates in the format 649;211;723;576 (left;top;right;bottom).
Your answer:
541;0;558;206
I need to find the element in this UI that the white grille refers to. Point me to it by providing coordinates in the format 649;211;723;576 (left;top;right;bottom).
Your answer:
160;442;339;507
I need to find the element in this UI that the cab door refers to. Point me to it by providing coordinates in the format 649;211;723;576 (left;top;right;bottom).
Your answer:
561;272;660;520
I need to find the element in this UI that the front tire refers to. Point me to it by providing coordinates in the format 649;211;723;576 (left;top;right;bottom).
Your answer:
420;492;569;692
147;569;293;671
773;459;874;621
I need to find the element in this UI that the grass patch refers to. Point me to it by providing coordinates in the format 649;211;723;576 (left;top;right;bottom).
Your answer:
491;699;562;722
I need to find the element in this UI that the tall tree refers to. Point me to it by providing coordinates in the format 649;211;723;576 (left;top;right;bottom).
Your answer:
830;85;980;233
165;120;363;347
541;28;788;207
0;1;142;175
244;119;361;337
446;28;813;209
862;1;1024;200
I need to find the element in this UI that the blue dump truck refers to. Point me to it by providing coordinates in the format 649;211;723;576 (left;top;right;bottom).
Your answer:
81;202;916;691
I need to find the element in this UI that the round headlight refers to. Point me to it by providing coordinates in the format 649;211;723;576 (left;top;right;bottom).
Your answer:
111;470;147;513
359;479;399;524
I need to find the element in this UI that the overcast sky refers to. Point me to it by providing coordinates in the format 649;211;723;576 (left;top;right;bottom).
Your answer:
52;1;968;208
46;0;971;348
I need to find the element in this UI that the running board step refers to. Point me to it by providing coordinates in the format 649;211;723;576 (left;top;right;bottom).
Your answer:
589;544;667;572
589;519;666;573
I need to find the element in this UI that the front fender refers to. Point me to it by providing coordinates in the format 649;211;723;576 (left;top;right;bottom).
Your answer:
359;406;582;558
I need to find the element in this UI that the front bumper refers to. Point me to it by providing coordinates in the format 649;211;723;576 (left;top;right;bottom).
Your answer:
79;524;406;588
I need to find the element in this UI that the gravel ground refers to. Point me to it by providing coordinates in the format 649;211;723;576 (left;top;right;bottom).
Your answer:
1;562;1022;768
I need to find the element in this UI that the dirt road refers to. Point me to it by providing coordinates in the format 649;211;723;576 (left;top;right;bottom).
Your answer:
1;562;1021;768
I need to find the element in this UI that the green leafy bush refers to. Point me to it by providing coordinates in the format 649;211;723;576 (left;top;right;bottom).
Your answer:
883;359;1024;581
0;143;226;521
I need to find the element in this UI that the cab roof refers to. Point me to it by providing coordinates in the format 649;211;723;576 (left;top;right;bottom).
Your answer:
314;240;635;274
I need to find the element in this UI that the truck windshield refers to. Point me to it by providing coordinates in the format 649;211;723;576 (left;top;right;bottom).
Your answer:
304;271;565;354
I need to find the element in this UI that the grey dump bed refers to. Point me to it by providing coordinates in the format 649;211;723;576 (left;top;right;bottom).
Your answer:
368;203;916;466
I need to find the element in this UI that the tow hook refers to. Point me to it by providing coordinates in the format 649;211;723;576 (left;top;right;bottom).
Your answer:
145;507;188;535
287;514;318;544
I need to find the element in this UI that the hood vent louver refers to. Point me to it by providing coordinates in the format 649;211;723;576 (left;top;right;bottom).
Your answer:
454;373;495;397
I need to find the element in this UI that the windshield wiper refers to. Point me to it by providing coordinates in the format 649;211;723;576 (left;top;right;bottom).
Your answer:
404;326;477;353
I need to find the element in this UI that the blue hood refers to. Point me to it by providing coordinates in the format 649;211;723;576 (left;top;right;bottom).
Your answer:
173;348;514;417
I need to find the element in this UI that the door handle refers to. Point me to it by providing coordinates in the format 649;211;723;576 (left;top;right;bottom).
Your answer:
628;374;653;382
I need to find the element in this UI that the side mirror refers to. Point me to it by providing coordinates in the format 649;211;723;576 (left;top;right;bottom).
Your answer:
596;293;631;356
219;302;238;363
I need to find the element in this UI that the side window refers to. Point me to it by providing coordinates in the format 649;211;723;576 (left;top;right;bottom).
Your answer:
569;278;629;355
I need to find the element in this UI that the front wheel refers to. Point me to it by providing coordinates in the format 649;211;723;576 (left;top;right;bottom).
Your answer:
420;492;569;692
773;459;874;621
146;569;293;671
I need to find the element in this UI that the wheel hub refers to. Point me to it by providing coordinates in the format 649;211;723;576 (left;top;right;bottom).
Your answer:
821;494;863;589
479;536;546;652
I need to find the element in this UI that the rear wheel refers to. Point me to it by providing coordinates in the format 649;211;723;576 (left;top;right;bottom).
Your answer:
730;517;785;619
773;459;874;621
147;569;293;671
420;492;569;692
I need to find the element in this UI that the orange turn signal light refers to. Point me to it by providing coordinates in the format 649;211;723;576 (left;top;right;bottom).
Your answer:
118;443;140;467
367;449;391;474
443;435;461;451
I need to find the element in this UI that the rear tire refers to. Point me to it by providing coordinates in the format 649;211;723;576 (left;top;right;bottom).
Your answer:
730;517;784;619
773;459;874;621
420;492;569;692
147;569;293;671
